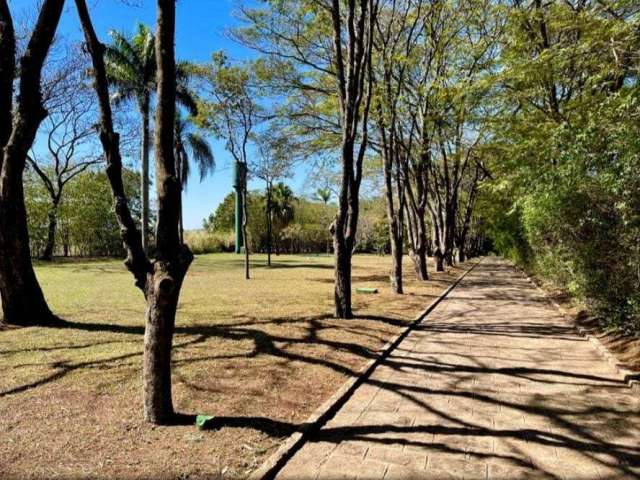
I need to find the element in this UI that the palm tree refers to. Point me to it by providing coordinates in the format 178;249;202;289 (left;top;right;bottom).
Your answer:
315;187;331;205
174;112;215;243
315;187;332;253
271;182;295;255
105;23;197;252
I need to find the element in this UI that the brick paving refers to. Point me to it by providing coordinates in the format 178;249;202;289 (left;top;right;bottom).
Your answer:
276;258;640;479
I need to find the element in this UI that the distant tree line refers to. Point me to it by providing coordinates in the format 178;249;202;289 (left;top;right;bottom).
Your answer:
25;168;141;258
195;187;390;255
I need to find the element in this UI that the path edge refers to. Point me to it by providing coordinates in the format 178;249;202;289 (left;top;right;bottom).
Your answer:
514;264;639;395
248;259;482;480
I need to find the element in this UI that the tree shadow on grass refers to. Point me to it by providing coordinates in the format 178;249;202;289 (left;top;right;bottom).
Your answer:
3;260;639;478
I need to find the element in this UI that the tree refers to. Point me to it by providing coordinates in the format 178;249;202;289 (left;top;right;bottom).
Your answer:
371;0;427;290
174;111;214;243
271;182;295;256
75;0;193;424
194;53;260;279
105;24;197;252
105;24;156;253
28;54;102;260
236;0;379;316
325;0;379;318
0;0;65;325
483;0;640;330
392;0;498;272
253;134;293;265
315;187;331;205
25;168;142;257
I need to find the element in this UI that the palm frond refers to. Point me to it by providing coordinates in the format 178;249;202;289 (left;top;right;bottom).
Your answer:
176;85;198;116
106;31;141;70
186;132;215;181
180;150;190;190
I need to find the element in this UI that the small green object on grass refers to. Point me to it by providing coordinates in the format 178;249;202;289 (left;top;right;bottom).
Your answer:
356;287;378;294
196;415;216;430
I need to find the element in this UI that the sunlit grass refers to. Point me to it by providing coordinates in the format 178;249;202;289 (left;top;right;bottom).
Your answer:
0;253;467;479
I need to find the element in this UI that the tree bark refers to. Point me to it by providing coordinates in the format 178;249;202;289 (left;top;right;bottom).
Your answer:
329;0;376;318
389;228;403;294
333;228;353;318
413;219;429;280
241;167;250;279
0;0;64;326
434;249;445;272
76;0;192;425
0;0;14;155
140;99;151;253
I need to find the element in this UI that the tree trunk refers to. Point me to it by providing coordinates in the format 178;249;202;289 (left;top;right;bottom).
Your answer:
143;0;192;424
0;180;55;325
0;0;64;326
414;223;429;280
333;232;353;319
389;229;403;294
434;249;445;272
241;170;250;279
407;211;428;281
76;0;192;424
266;181;272;267
143;273;181;424
40;198;59;261
445;251;454;267
140;100;150;253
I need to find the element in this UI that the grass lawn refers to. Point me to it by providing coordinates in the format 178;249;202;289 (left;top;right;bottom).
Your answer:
0;253;468;479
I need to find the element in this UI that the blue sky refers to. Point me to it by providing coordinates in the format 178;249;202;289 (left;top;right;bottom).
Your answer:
46;0;313;229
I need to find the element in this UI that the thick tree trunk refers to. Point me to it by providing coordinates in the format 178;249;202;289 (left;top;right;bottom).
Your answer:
179;208;184;245
434;250;445;272
0;180;55;325
75;0;191;424
333;234;353;319
0;0;64;326
142;271;185;424
445;251;454;267
414;223;429;280
410;246;428;280
140;101;150;253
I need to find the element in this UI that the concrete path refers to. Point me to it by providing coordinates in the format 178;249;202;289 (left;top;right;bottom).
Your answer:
276;259;640;480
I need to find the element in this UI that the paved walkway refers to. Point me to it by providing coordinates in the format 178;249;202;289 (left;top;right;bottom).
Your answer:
276;259;640;479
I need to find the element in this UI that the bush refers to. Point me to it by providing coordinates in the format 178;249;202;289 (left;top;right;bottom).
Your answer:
184;230;235;254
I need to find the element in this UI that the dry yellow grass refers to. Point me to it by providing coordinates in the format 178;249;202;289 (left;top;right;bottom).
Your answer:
0;253;468;479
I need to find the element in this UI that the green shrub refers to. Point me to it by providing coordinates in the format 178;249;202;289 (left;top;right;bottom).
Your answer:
185;230;235;254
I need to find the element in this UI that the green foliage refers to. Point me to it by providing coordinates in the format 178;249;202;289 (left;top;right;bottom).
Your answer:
200;187;390;255
483;2;640;331
25;169;141;257
184;230;235;255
